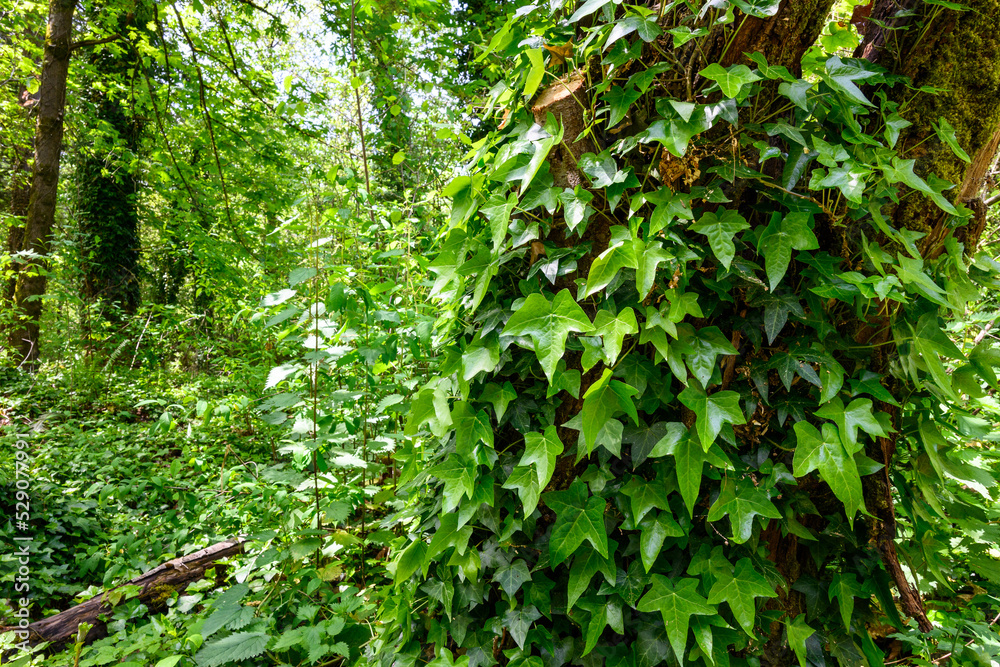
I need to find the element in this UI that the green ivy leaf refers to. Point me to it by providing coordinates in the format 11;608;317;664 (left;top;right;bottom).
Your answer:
594;307;639;365
480;381;518;421
828;573;863;631
581;368;640;451
933;117;971;163
568;541;618;610
706;477;781;543
698;63;761;98
677;383;746;450
481;192;518;250
814;397;887;450
524;48;545;100
493;559;532;597
502;289;595;382
638;510;685;572
519;425;565;488
605;85;642;127
636;240;675;299
503;465;542;516
822;56;877;107
559;186;595;233
706;558;778;635
757;212;819;290
786;614;815;667
732;0;781;17
621;475;672;524
689;209;750;270
545;480;609;565
606;15;661;51
636;576;717;664
429;455;478;512
504;605;542;649
651;427;704;517
792;421;865;522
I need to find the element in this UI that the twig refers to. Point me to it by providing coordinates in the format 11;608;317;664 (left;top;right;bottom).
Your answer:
129;311;154;369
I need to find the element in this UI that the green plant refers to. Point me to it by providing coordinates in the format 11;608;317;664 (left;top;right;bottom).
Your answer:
374;2;1000;666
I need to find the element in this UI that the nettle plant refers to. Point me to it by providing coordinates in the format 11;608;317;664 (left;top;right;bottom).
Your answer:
374;1;1000;666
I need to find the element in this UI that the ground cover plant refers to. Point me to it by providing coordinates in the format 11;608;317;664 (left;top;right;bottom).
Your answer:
2;0;1000;666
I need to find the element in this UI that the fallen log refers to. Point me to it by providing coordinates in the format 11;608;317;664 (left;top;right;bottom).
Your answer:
2;538;246;651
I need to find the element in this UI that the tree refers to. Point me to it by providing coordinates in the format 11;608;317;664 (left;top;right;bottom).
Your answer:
73;1;152;327
377;1;1000;666
9;0;75;364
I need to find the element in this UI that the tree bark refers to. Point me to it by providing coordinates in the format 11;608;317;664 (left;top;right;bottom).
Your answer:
9;0;76;365
0;539;246;652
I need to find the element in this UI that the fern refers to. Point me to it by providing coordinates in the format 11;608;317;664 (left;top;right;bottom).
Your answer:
194;632;269;667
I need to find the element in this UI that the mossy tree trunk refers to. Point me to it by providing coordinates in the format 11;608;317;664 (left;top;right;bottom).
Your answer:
75;10;148;328
10;0;75;364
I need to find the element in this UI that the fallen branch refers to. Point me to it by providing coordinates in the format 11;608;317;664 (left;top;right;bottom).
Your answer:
2;538;246;651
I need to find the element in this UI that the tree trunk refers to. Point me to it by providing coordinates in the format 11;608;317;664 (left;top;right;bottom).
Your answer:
0;539;245;652
9;0;75;365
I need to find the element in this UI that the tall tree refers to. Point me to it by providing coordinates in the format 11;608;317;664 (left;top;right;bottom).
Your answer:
9;0;75;363
378;1;1000;666
74;3;151;325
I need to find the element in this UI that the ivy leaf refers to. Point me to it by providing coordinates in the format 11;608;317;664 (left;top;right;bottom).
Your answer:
545;480;609;565
882;157;957;215
678;383;746;450
504;605;542;649
786;614;815;667
406;386;452;438
732;0;780;17
503;465;542;516
579;152;630;188
639;511;685;572
585;227;639;297
792;421;865;523
828;573;863;631
636;240;675;299
699;63;761;98
933;117;971;162
568;542;618;611
581;368;640;452
524;48;545;100
689;209;750;269
569;0;612;22
559;186;595;233
706;558;778;635
652;428;705;518
621;475;672;524
605;15;661;50
822;56;877;107
814;397;887;450
481;192;518;250
429;455;478;512
594;307;639;365
519;425;565;488
605;85;642;127
636;576;717;664
641;107;714;158
502;289;594;382
480;381;518;421
493;559;532;597
706;477;781;543
757;212;819;290
676;325;739;387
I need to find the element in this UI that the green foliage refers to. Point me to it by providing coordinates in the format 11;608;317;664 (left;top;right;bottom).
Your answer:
374;2;1000;667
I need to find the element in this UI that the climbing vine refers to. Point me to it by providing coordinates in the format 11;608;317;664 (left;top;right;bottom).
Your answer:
374;1;1000;666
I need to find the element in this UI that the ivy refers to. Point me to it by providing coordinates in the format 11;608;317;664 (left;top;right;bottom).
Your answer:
374;1;1000;666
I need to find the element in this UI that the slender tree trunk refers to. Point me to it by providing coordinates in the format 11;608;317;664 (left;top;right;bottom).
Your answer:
10;0;76;364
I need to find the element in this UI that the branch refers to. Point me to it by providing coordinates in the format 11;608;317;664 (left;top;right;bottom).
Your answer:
70;34;122;51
